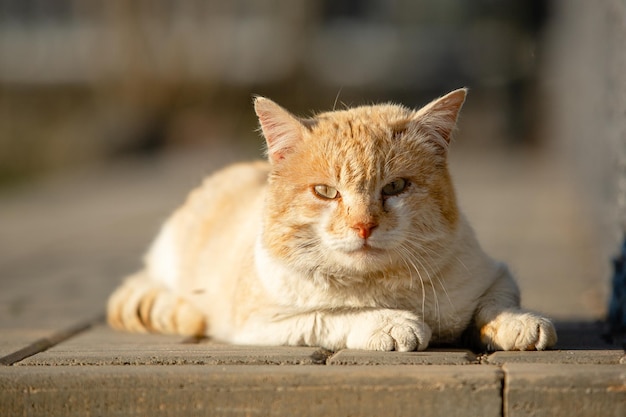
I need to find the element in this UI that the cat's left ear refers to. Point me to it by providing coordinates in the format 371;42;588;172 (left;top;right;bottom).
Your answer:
412;88;467;151
254;96;304;164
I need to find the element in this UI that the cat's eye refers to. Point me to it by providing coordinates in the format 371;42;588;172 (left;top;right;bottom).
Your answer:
381;178;408;197
313;184;340;200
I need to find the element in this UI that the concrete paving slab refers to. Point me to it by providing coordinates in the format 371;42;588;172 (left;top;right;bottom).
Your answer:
0;365;504;417
484;350;626;365
17;325;329;366
0;255;131;331
328;348;477;365
503;363;626;417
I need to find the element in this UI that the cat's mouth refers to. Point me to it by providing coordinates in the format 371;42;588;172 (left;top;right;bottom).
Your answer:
344;242;385;257
325;237;389;263
333;243;391;274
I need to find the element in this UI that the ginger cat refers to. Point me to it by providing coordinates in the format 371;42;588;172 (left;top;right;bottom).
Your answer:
107;89;557;351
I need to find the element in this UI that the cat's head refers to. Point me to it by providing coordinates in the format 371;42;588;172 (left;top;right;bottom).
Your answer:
254;89;467;281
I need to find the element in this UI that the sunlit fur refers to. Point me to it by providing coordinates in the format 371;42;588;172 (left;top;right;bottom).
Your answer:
107;89;557;352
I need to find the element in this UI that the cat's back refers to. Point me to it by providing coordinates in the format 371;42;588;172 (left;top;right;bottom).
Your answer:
146;160;270;290
190;160;269;209
175;160;269;232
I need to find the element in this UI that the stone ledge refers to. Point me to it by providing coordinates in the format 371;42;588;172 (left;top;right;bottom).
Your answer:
503;363;626;417
0;365;503;417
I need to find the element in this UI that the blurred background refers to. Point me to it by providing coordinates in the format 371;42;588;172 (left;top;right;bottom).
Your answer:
1;0;624;328
0;0;551;181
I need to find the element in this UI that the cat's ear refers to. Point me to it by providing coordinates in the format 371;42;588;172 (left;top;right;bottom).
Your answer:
412;88;467;151
254;96;304;164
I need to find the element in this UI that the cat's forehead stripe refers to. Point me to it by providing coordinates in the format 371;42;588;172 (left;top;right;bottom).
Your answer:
333;133;386;192
294;103;439;192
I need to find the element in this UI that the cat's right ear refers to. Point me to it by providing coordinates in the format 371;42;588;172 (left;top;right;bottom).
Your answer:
254;96;304;164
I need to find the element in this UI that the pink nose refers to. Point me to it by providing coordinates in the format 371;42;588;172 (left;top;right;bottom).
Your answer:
353;222;378;239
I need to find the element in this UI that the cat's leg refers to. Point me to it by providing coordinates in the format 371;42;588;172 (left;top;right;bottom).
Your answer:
473;264;557;351
107;271;206;336
232;308;432;351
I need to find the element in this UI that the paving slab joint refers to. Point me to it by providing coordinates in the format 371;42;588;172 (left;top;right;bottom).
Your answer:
310;348;335;365
0;314;104;366
500;365;507;417
476;353;490;365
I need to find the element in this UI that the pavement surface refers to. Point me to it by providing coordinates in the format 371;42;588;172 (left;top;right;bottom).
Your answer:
1;142;624;416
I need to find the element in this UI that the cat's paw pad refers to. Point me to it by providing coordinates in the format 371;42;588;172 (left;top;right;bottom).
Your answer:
481;311;557;351
348;310;431;352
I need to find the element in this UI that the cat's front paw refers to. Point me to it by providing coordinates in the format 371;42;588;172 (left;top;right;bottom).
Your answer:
346;309;431;352
480;310;557;351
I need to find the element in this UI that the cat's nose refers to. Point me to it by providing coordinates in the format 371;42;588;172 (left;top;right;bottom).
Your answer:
353;222;378;239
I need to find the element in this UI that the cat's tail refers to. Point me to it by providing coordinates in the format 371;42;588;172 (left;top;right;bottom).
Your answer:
107;271;206;336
